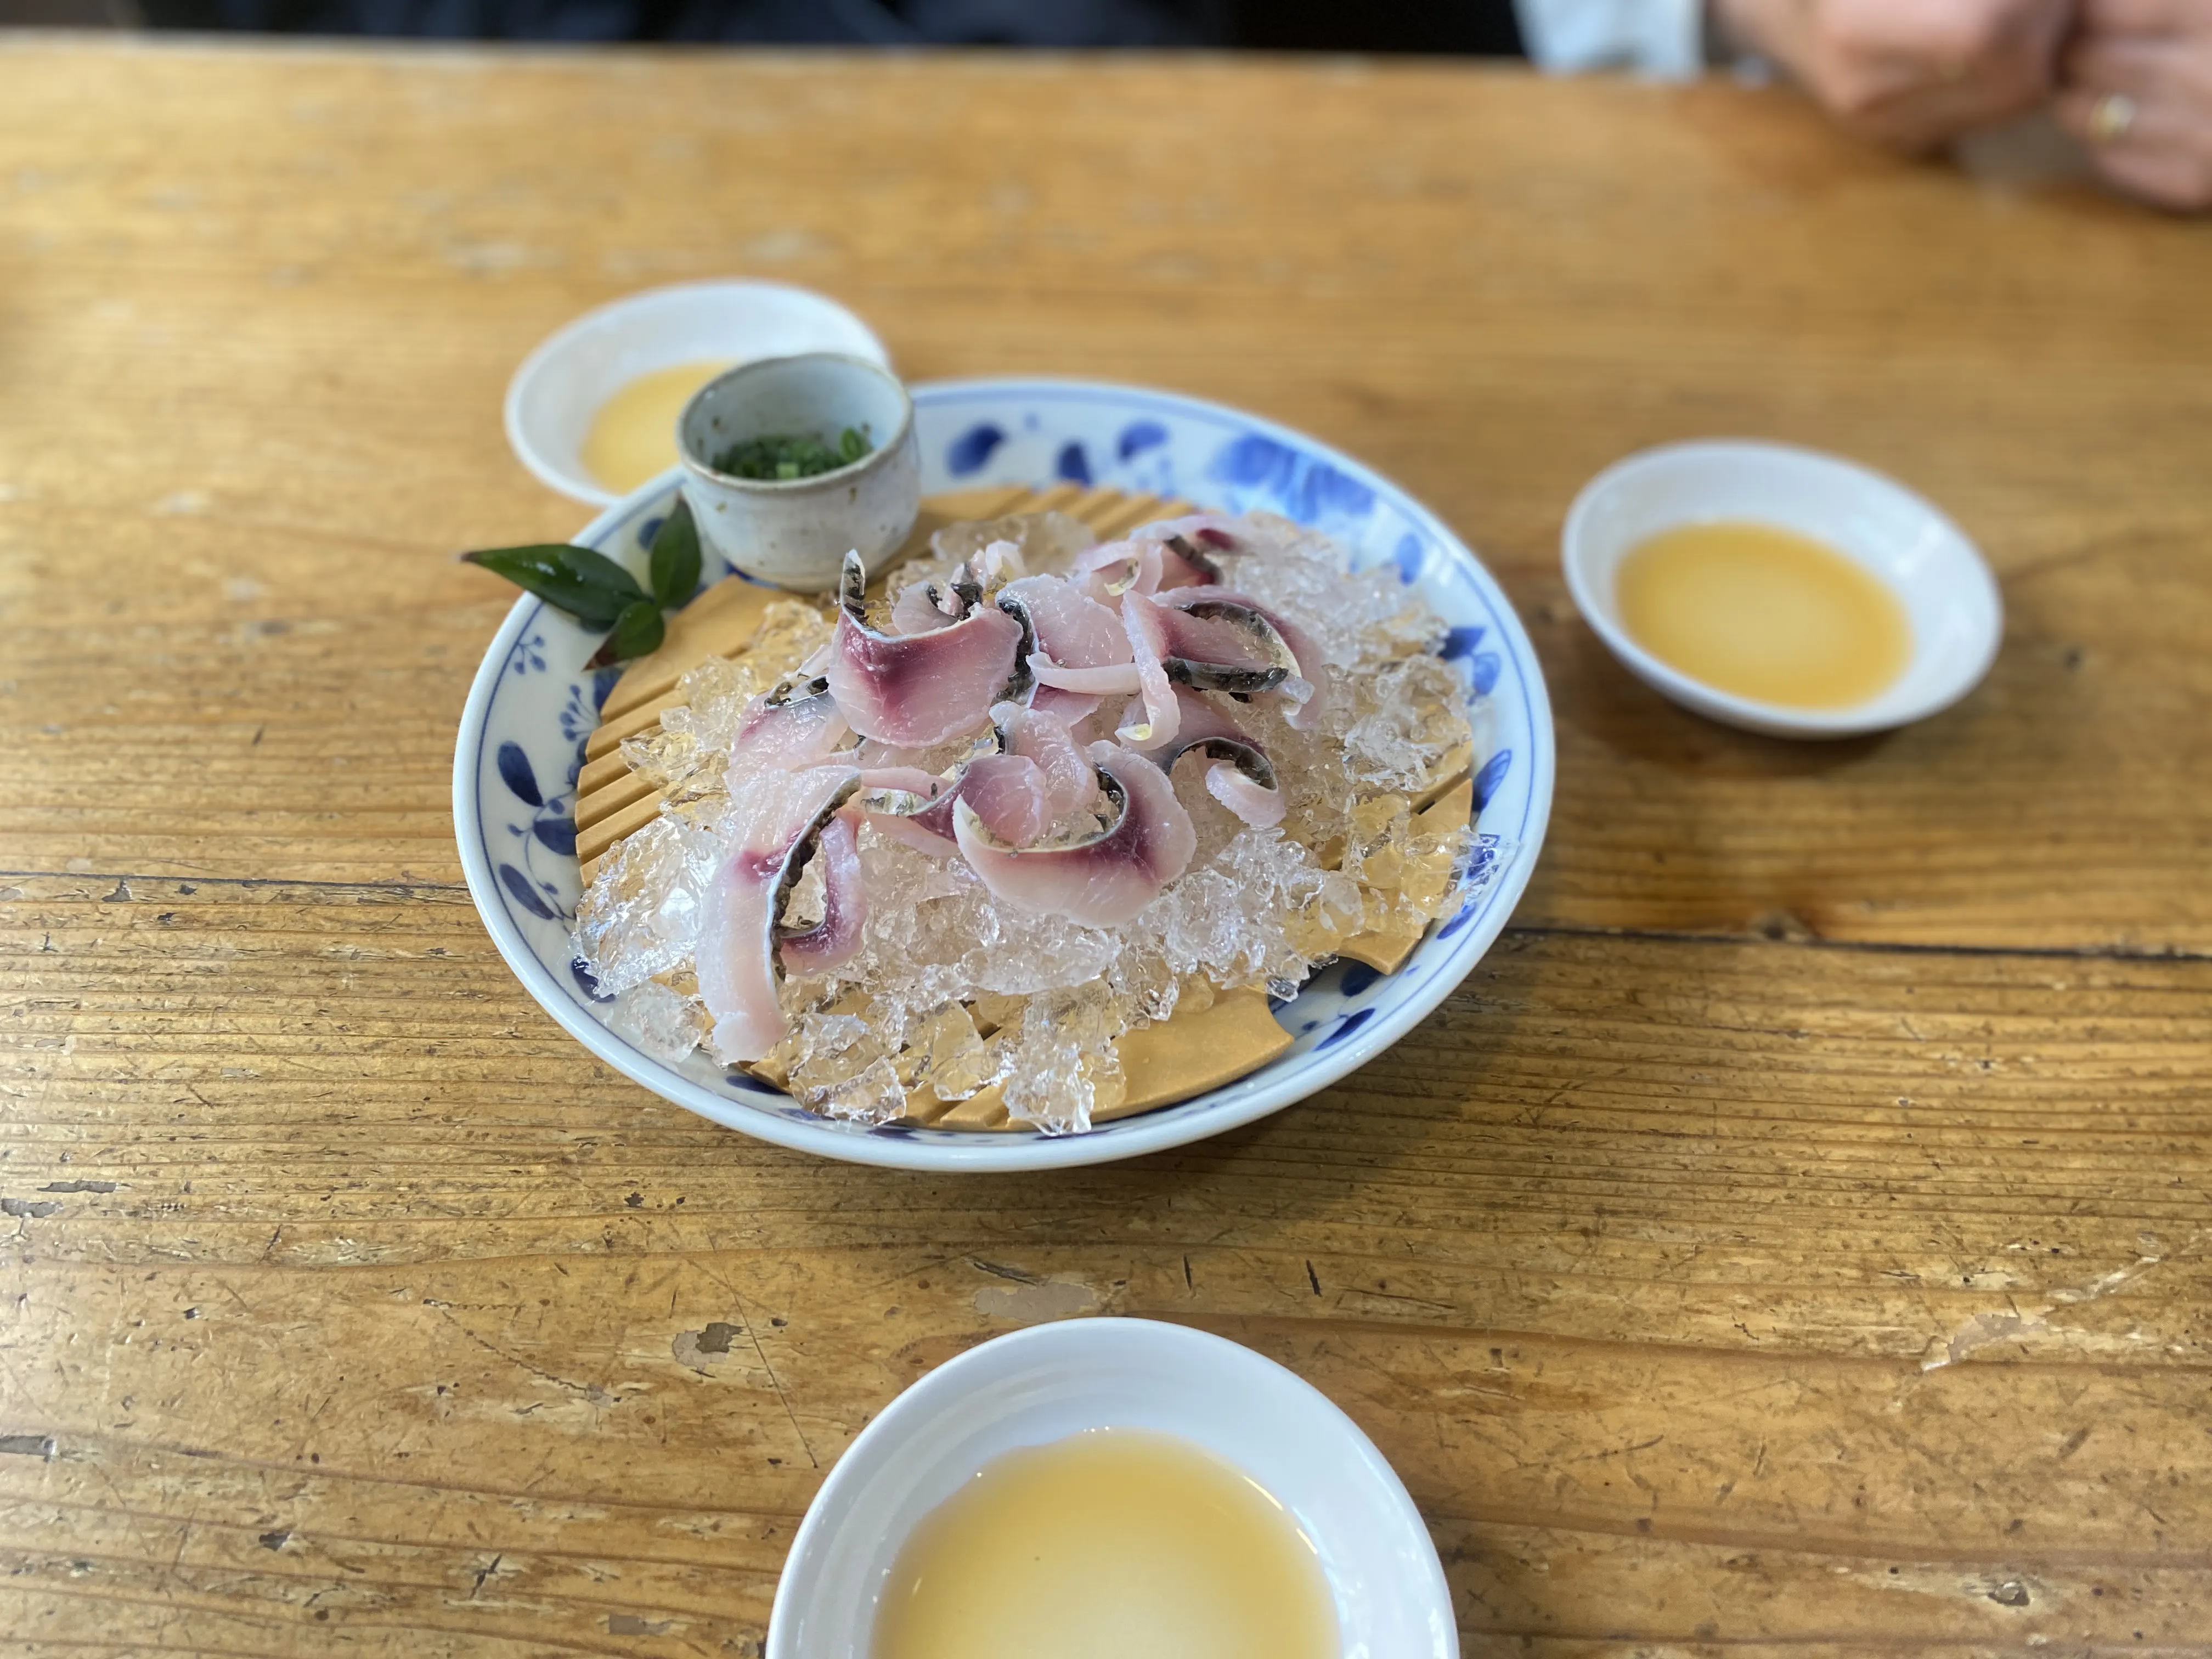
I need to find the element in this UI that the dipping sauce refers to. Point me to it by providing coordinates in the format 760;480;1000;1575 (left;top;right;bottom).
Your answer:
872;1427;1338;1659
578;359;730;495
1616;521;1913;709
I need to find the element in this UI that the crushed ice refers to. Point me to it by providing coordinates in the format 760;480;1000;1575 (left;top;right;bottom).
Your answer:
577;511;1481;1135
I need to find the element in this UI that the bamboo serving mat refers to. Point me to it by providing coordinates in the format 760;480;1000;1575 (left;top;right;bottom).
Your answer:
571;483;1471;1131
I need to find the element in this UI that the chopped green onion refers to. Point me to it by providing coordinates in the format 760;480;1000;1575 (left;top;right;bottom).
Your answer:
714;426;873;481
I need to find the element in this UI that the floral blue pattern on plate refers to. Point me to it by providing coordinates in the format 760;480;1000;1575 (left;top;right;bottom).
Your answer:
454;378;1555;1171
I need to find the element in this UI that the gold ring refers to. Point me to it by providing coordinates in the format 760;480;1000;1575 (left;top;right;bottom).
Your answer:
2088;91;2138;145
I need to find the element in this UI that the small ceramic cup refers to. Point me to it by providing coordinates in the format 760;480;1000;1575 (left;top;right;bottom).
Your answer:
765;1317;1455;1659
1562;439;2003;738
677;353;921;593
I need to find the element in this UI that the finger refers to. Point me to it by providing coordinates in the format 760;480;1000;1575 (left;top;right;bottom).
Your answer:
1841;71;2054;151
2088;136;2212;209
2054;80;2142;142
2062;33;2190;99
1799;0;2056;110
2075;0;2199;39
2055;85;2212;208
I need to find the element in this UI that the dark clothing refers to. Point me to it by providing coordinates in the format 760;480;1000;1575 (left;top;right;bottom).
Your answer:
142;0;1524;53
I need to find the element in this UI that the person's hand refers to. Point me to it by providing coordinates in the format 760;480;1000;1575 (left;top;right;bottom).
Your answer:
2056;0;2212;208
1715;0;2077;151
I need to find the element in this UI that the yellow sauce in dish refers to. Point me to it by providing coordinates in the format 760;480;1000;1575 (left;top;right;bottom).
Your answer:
1616;521;1912;709
871;1428;1338;1659
578;360;730;495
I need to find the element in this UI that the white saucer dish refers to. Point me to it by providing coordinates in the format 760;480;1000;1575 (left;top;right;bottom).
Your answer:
504;280;891;506
766;1318;1457;1659
1562;439;2002;738
455;377;1554;1171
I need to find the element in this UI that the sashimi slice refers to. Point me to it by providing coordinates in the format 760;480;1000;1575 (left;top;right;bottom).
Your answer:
696;766;862;1063
1126;686;1284;829
857;755;1050;856
1116;590;1182;747
727;678;849;780
827;551;1021;747
776;811;867;973
994;701;1096;821
997;575;1129;672
953;746;1194;927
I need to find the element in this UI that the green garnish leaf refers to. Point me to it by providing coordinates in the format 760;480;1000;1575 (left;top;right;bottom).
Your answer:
838;425;867;463
589;599;666;668
462;543;647;628
647;498;702;612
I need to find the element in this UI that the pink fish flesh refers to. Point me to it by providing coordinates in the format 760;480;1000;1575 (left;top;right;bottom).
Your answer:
1116;590;1182;747
727;678;851;780
995;701;1096;822
696;765;862;1063
827;552;1022;747
1126;686;1283;828
858;754;1051;856
776;810;867;974
953;746;1195;927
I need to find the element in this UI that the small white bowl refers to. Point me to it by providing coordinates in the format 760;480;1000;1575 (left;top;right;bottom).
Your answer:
677;353;922;592
504;280;890;506
767;1317;1455;1659
1562;440;2002;738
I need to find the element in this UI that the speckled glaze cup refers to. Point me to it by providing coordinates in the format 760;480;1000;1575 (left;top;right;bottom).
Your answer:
677;353;921;592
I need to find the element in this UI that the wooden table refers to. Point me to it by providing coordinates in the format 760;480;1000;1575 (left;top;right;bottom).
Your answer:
3;36;2209;1654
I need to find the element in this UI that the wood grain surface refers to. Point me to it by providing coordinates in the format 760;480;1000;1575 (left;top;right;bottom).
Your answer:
1;36;2209;1656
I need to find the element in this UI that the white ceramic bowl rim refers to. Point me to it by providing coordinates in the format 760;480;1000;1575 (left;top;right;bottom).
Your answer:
677;352;916;492
455;376;1555;1172
764;1317;1456;1659
503;279;891;506
1562;437;2002;738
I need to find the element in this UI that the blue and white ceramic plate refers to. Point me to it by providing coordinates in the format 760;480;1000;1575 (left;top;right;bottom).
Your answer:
455;379;1554;1171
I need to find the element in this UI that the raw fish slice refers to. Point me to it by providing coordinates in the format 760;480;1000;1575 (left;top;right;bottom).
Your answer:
828;551;1022;747
997;575;1129;669
1126;684;1261;759
1245;599;1330;731
1147;589;1299;693
854;764;960;856
994;702;1096;821
1154;585;1324;725
855;765;949;796
1131;517;1232;588
1205;764;1285;828
697;765;862;1063
1000;573;1133;698
953;746;1195;927
1130;512;1246;564
867;815;961;859
1028;685;1102;735
776;812;867;973
889;580;962;635
1069;537;1161;605
857;755;1050;856
954;753;1052;849
1075;519;1229;601
1116;590;1182;747
728;678;850;780
1125;686;1283;828
854;738;936;769
1028;657;1143;695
